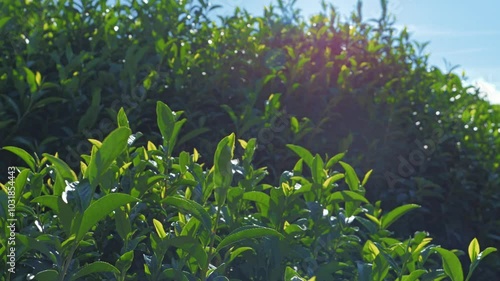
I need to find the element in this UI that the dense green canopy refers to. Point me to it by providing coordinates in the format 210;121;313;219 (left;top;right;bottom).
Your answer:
0;0;499;279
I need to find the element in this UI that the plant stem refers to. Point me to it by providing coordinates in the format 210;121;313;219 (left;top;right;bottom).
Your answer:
201;202;222;281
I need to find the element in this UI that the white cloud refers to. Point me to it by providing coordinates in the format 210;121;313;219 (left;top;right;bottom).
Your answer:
472;78;500;104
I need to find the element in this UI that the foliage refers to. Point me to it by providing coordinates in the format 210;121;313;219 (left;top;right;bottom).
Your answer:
1;0;499;277
1;103;496;280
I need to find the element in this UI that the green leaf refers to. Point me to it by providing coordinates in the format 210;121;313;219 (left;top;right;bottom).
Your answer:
468;238;480;262
243;191;270;216
466;246;497;281
87;127;131;185
226;247;255;264
114;207;131;241
322;174;344;189
70;261;119;280
0;17;12;29
325;152;346;169
214;133;235;186
43;154;78;196
24;67;37;93
401;270;427;281
372;253;390;281
161;196;212;231
3;146;36;171
168;118;186;155
380;204;420;229
116;250;134;273
157;101;176;145
362;169;373;186
32;195;60;213
78;88;101;131
242;191;271;206
161;269;190;281
286;144;314;168
435;248;464;281
117;107;130;128
240;138;257;164
339;161;360;191
165;236;208;269
179;151;189;174
311;154;325;183
153;218;167;239
215;225;283;254
328;191;369;203
35;269;59;281
284;266;306;281
76;194;139;241
213;134;235;205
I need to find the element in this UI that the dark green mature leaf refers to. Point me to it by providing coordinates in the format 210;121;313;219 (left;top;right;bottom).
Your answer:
435;248;463;281
115;207;131;241
43;154;78;196
32;195;59;212
380;204;420;229
116;250;134;274
165;236;208;269
226;247;255;264
161;269;190;281
35;269;59;281
3;146;36;171
78;88;101;131
70;261;119;280
76;194;139;241
161;196;212;231
215;226;283;253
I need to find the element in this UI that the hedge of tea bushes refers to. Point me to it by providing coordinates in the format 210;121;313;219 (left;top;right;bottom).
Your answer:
0;0;499;276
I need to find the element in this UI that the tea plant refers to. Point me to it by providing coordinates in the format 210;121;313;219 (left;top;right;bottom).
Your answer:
1;102;496;280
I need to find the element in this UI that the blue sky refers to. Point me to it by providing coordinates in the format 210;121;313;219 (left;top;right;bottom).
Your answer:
212;0;500;104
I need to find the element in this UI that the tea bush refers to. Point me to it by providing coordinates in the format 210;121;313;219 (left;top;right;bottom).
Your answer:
1;0;500;277
1;102;496;280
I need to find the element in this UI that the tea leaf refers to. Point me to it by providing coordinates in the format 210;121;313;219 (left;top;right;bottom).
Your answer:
87;127;131;185
435;248;463;281
3;146;36;171
468;238;480;262
161;196;212;231
70;261;119;280
215;226;283;253
339;161;360;191
287;144;314;168
76;194;139;241
328;191;369;203
381;204;420;229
